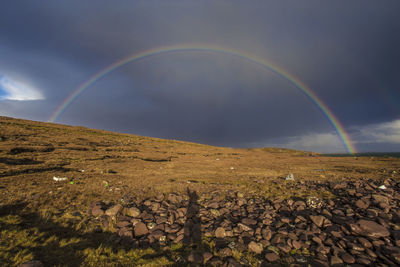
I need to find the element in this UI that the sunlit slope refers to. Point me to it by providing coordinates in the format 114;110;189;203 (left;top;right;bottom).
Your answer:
0;115;399;206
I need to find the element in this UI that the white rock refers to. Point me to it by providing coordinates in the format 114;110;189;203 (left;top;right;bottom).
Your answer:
53;176;67;181
286;173;295;181
378;185;387;190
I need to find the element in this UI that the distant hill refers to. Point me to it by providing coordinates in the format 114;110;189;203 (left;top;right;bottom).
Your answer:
324;152;400;158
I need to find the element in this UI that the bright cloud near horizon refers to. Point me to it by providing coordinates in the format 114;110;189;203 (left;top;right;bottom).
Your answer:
0;1;399;153
0;75;44;101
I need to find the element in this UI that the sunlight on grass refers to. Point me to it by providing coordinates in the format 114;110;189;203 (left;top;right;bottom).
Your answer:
81;245;171;266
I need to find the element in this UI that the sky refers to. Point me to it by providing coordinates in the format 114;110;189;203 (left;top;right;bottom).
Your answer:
0;1;399;153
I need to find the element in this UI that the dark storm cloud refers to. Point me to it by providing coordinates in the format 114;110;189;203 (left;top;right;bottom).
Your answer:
0;0;399;152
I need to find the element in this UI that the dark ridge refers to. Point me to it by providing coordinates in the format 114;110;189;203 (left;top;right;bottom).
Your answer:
0;166;73;178
0;157;43;165
9;147;36;155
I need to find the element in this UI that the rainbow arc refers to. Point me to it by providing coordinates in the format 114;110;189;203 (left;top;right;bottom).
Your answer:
48;44;356;154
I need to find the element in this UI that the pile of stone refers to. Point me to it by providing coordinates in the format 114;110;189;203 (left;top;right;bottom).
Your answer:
89;178;400;266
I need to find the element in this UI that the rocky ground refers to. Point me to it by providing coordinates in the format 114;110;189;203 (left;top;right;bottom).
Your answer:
84;178;400;266
2;116;400;266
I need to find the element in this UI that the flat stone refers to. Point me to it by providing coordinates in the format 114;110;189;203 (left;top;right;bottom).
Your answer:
357;237;372;248
341;253;355;264
134;222;149;236
312;236;322;244
262;229;272;240
357;257;372;265
219;247;233;257
210;209;220;217
355;199;369;209
116;220;131;228
357;219;390;238
174;234;184;243
248;241;263;254
242;218;257;225
124;206;140;217
265;253;280;262
207;202;219;209
281;217;290;224
215;227;226;238
310;215;325;228
91;206;104;216
372;194;389;204
330;255;343;265
150;230;164;240
277;244;291;253
238;223;252;232
105;204;123;216
292;240;302;249
203;252;213;263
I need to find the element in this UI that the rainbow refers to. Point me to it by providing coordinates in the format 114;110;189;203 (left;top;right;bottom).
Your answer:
48;44;356;154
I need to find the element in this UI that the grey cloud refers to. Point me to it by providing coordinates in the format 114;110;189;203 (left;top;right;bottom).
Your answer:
0;1;399;152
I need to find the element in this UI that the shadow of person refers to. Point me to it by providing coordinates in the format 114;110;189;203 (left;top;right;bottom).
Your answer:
183;187;202;247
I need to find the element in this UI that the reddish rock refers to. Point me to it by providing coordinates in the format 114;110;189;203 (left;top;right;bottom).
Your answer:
355;199;369;209
358;237;372;248
134;222;149;236
123;207;140;218
91;205;104;216
357;219;390;238
292;240;302;249
265;253;280;262
242;218;257;225
105;204;123;216
238;223;252;232
215;227;226;238
150;230;164;240
277;244;291;253
203;252;213;263
357;257;372;265
116;220;131;228
262;229;272;240
312;236;322;245
281;217;290;224
341;253;355;264
310;215;325;228
372;194;389;204
248;241;263;254
207;202;219;209
348;223;363;234
174;234;184;243
330;255;343;265
219;247;233;257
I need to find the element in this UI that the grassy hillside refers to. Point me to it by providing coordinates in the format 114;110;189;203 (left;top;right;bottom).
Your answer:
1;116;399;266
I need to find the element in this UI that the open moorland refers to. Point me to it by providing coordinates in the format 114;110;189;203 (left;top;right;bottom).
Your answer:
1;116;400;266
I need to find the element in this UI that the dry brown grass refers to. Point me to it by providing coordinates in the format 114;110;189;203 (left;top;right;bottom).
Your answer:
1;116;399;266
